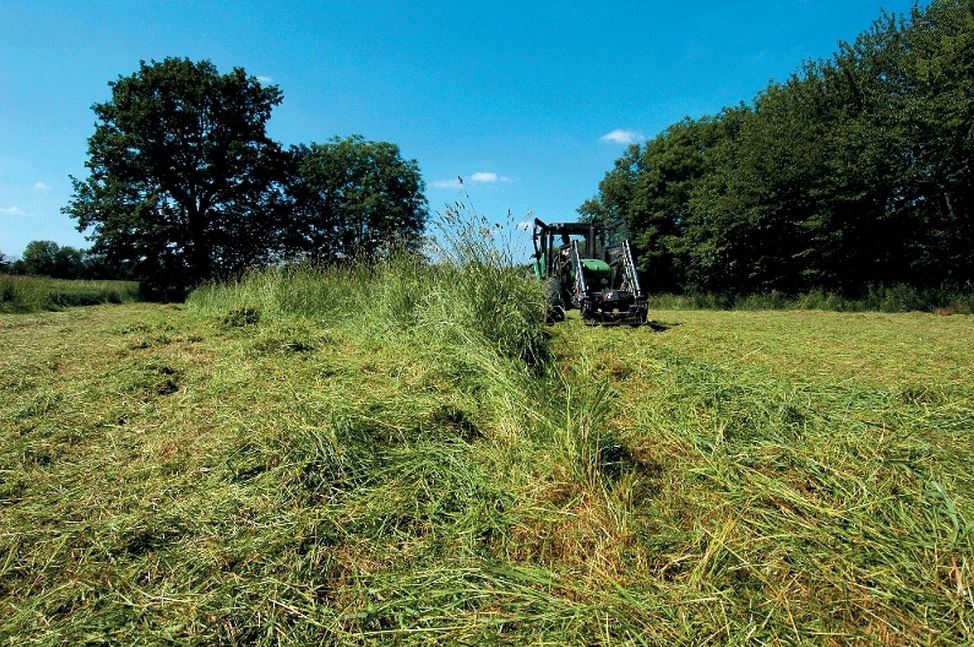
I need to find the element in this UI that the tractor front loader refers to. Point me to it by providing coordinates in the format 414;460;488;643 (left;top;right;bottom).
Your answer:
531;218;647;326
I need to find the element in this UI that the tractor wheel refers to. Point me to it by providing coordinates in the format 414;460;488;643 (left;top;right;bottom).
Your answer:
543;278;565;323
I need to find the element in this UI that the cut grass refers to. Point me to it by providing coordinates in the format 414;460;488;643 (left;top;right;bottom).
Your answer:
648;285;974;314
1;266;972;644
0;274;140;313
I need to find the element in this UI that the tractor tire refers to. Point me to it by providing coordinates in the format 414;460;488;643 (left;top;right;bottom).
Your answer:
543;278;565;324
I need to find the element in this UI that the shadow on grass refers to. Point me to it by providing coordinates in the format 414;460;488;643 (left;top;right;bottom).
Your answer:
646;319;681;332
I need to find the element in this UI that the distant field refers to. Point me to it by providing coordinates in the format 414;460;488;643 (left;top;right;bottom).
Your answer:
0;274;140;313
1;270;971;644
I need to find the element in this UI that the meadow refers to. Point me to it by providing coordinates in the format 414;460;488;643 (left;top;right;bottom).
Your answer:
0;274;140;313
1;262;972;644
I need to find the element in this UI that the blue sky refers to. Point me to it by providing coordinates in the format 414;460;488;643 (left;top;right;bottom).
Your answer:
1;0;919;258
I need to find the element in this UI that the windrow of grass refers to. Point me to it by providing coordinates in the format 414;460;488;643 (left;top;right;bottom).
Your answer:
188;257;549;371
180;254;713;642
2;236;972;643
0;274;140;313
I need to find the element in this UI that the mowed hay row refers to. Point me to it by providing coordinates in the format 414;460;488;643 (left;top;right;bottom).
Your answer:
1;268;973;644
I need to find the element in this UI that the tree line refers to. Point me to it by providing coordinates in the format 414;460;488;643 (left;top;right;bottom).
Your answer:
582;0;974;295
60;58;428;297
0;241;129;280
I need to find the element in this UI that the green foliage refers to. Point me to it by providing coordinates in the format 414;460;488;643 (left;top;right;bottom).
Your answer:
19;240;59;275
65;59;433;298
585;0;974;295
64;57;287;294
0;274;140;312
9;241;135;281
16;240;88;279
285;136;428;263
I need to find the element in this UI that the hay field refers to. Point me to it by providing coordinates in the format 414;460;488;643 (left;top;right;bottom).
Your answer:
1;267;971;644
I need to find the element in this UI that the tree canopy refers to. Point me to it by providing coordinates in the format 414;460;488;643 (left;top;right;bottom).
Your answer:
4;241;128;280
583;0;974;295
284;137;428;264
65;58;287;293
17;241;85;278
65;58;428;296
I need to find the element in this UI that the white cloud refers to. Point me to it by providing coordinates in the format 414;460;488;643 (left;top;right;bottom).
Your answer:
256;75;274;84
432;177;463;189
33;181;51;191
471;171;498;183
430;171;513;189
516;220;533;231
470;171;513;183
599;128;644;144
0;206;26;216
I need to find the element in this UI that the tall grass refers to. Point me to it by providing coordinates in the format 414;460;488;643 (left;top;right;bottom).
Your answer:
0;274;140;313
189;208;550;370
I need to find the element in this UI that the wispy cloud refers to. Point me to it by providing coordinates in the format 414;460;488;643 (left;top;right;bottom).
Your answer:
599;128;645;145
470;171;498;183
432;177;464;189
0;206;26;216
516;220;533;231
430;171;514;190
33;181;51;191
470;171;514;183
256;75;274;84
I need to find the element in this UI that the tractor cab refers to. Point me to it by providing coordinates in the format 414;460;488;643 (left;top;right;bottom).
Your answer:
533;220;608;286
532;218;647;326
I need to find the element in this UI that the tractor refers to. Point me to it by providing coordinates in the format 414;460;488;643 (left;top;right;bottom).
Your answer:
531;218;647;325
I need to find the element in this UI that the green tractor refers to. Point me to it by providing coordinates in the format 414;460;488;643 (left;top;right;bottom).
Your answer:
531;218;647;326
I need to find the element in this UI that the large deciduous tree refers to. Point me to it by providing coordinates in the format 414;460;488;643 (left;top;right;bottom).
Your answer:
64;58;286;295
284;136;428;263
